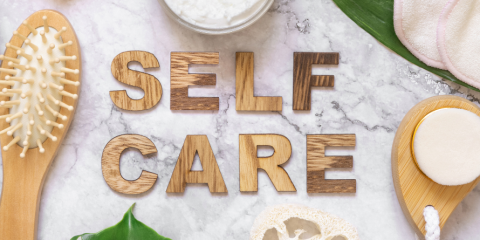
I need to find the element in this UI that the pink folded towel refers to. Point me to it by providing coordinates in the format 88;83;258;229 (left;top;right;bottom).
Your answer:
438;0;480;89
394;0;448;70
394;0;480;89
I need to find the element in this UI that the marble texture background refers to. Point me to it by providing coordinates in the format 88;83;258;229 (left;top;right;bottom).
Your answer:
1;0;480;239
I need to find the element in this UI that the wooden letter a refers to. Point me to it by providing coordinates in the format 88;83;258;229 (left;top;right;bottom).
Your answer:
167;135;227;193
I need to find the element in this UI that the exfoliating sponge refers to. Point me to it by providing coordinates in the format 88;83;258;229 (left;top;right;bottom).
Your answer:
394;0;448;69
437;0;480;89
250;204;359;240
414;108;480;186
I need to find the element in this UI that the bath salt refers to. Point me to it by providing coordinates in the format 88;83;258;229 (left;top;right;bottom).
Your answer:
164;0;269;28
413;108;480;186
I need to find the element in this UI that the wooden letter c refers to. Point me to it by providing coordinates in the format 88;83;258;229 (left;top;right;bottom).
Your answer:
102;134;158;194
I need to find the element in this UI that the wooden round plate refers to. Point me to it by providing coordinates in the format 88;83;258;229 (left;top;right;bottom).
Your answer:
392;95;480;238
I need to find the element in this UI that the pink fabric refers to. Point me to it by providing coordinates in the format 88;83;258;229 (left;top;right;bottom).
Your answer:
394;0;447;69
437;0;480;89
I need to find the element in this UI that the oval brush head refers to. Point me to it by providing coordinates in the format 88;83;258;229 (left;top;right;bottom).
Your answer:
0;15;79;158
0;10;81;240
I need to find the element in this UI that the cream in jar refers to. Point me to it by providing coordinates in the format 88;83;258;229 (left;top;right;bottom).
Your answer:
164;0;269;29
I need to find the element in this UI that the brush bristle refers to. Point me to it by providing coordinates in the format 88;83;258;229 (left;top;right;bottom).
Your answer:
0;17;79;158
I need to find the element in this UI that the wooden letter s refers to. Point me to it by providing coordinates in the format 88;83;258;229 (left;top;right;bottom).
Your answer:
110;51;162;110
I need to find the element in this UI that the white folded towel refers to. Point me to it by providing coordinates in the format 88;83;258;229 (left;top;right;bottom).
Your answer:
394;0;480;89
437;0;480;89
394;0;448;69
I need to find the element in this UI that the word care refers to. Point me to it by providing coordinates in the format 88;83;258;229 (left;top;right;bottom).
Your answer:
102;134;356;194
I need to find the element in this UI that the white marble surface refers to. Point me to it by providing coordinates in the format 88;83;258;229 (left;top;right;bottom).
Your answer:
2;0;480;239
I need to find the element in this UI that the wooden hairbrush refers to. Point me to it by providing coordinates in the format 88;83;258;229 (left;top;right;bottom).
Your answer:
0;10;81;239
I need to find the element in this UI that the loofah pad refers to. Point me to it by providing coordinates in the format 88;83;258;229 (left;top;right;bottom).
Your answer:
437;0;480;89
250;204;359;240
394;0;449;69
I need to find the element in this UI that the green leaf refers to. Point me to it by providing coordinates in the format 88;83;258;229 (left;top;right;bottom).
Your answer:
70;204;171;240
332;0;480;92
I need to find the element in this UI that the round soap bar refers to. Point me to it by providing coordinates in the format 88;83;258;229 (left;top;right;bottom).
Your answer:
414;108;480;185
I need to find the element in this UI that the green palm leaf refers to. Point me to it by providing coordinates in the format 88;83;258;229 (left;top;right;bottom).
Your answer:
71;204;171;240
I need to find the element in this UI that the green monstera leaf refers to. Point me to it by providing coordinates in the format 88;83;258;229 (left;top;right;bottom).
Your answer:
332;0;480;92
71;204;171;240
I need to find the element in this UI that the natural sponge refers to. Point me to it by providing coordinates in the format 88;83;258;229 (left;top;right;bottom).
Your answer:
250;204;359;240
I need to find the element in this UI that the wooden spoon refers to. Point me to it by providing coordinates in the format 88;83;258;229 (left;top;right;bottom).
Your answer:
0;10;81;240
392;95;480;238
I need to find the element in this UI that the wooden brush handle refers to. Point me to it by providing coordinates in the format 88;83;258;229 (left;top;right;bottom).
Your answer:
0;10;81;240
0;152;51;240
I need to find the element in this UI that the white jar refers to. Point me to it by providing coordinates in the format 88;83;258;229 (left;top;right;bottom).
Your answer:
158;0;274;35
